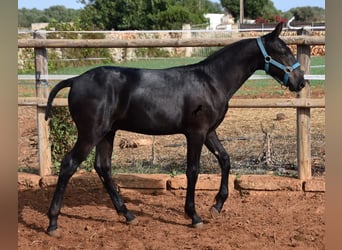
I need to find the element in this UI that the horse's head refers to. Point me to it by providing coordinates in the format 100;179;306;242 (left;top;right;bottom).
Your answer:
257;22;305;92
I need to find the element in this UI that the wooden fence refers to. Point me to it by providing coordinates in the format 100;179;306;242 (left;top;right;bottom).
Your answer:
18;31;325;180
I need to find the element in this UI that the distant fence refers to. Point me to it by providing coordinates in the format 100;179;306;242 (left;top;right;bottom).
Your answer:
239;22;326;32
17;30;325;180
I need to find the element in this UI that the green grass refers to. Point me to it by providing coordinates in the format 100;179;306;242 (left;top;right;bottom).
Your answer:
311;56;325;74
309;56;325;87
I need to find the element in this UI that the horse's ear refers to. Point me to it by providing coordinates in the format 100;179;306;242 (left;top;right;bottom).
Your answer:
269;22;283;39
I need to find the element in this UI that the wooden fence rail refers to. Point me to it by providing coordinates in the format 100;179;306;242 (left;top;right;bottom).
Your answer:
18;31;325;180
18;97;325;109
18;36;325;48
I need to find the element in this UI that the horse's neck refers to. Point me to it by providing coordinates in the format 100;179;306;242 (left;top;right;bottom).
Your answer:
203;38;263;99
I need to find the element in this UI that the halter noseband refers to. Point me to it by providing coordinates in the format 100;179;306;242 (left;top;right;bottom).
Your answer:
256;37;301;86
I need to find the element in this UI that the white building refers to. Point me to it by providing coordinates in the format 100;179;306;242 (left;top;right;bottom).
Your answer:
204;13;224;30
204;13;235;30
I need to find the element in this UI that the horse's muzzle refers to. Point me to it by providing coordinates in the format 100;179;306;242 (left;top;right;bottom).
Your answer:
289;70;305;92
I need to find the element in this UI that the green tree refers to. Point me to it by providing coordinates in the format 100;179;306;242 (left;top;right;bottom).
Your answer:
155;5;193;30
288;7;325;22
170;0;222;13
18;6;81;27
78;0;117;30
78;0;221;30
220;0;238;19
19;0;223;30
220;0;278;21
44;5;81;23
18;8;46;27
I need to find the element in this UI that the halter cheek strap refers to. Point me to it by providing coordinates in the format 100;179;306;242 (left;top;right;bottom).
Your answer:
256;37;301;86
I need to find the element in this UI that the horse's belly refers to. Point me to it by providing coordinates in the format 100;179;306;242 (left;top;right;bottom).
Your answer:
114;109;182;135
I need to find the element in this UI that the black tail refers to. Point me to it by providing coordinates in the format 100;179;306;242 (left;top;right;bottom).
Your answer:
44;78;73;120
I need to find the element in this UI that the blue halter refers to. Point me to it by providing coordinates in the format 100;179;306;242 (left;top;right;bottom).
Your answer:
256;37;301;87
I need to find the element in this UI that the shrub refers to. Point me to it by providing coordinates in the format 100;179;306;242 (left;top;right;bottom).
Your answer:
48;106;95;174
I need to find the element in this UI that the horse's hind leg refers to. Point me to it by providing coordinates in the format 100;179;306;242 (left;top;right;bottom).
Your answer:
47;138;94;236
94;131;136;224
205;131;231;217
185;133;206;227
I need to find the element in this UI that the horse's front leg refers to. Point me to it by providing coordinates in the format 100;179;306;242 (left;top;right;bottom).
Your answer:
185;133;205;228
205;131;231;216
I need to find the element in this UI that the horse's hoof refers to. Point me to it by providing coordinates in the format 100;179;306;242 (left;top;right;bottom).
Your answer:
209;206;220;218
47;229;62;238
192;221;204;229
126;217;138;225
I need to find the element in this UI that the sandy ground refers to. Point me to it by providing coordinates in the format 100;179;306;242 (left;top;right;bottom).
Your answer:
18;185;325;249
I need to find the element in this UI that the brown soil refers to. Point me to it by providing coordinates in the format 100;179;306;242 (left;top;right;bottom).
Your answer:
18;186;325;249
18;88;325;249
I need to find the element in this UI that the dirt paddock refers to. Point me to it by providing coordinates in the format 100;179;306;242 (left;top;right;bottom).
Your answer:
18;180;326;250
18;174;325;249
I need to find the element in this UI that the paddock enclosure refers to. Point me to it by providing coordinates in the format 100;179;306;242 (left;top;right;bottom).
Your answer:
18;28;325;179
18;26;325;249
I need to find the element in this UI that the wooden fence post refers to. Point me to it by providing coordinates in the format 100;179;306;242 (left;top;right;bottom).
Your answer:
182;24;192;57
296;27;312;180
34;30;52;176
